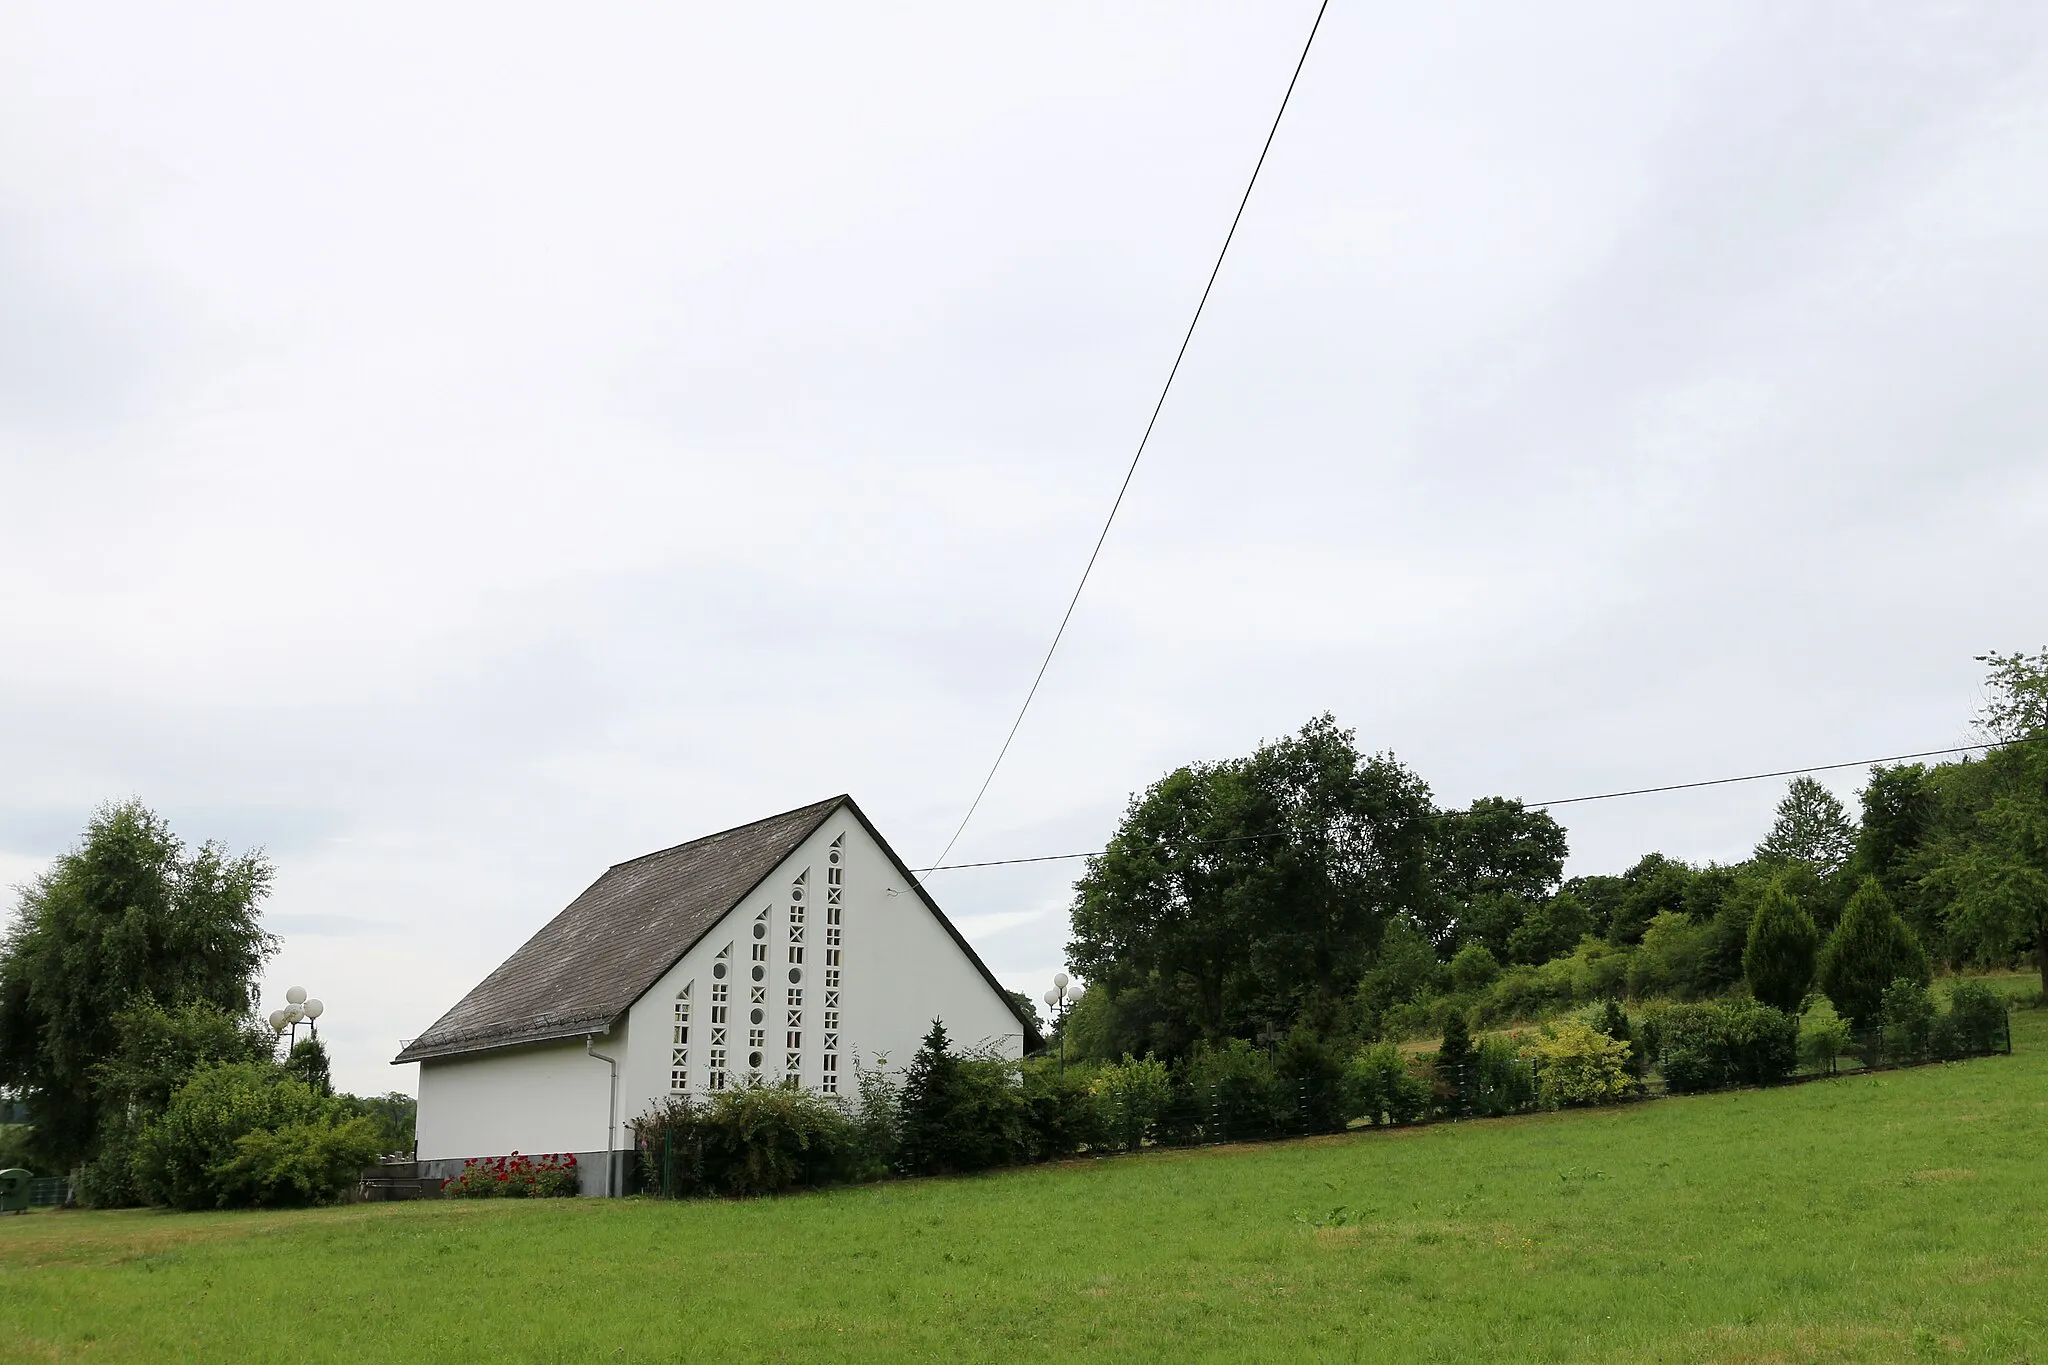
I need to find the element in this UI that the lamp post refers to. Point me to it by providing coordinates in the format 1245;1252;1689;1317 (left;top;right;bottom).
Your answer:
267;985;325;1049
1043;973;1084;1076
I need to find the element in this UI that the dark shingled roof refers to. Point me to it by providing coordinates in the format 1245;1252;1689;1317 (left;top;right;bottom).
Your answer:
394;795;1037;1064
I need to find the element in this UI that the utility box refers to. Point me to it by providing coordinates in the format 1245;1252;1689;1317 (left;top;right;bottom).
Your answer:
0;1169;30;1214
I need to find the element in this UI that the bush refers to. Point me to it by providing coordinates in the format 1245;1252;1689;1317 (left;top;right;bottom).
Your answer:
1818;879;1932;1028
1586;1000;1646;1079
1659;1001;1798;1093
1275;1026;1351;1135
1433;1011;1472;1117
1465;1034;1537;1117
131;1061;369;1209
1089;1054;1173;1151
1185;1039;1289;1142
1018;1060;1100;1159
442;1151;581;1199
1628;913;1713;1000
1944;980;2009;1056
634;1085;862;1197
1346;1042;1430;1126
895;1022;1027;1176
1799;996;1854;1074
1880;979;1937;1062
1449;942;1502;993
76;1125;144;1209
1524;1018;1630;1107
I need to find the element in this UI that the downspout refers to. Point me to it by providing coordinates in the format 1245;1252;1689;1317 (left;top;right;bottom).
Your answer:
585;1034;620;1197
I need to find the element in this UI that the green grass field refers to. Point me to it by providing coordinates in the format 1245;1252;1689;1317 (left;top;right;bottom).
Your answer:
6;993;2044;1363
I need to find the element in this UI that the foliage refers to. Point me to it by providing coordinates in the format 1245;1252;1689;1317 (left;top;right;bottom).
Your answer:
1880;979;1938;1061
1448;942;1500;992
1523;1018;1630;1107
1943;979;2009;1056
634;1086;862;1197
1587;1000;1646;1078
334;1092;418;1156
1354;915;1442;1035
0;801;276;1171
1628;912;1713;1000
1975;647;2048;742
1274;1026;1351;1134
1067;715;1437;1058
1609;854;1695;946
1088;1054;1173;1151
1345;1042;1429;1125
89;1000;277;1119
1464;1034;1538;1117
1742;878;1820;1012
130;1061;371;1210
1183;1038;1289;1142
443;1151;581;1198
1505;892;1593;966
1659;1001;1799;1093
1798;996;1854;1074
1017;1059;1100;1159
1433;1009;1471;1117
1818;880;1932;1028
895;1021;1026;1176
284;1036;332;1096
0;1122;34;1173
1754;776;1856;876
1432;797;1569;960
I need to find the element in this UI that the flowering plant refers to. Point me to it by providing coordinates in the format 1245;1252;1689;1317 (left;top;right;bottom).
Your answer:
441;1151;580;1198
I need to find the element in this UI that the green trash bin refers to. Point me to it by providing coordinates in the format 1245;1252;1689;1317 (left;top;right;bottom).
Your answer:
0;1169;30;1214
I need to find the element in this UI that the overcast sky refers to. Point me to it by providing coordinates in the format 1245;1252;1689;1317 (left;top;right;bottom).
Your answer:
4;3;2045;1097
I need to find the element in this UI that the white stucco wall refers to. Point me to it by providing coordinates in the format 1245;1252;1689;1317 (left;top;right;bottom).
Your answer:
616;810;1023;1130
415;1026;629;1164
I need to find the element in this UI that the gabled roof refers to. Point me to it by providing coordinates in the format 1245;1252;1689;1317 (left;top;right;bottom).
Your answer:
394;795;1039;1064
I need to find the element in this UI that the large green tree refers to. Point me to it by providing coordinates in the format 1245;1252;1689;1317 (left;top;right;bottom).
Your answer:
0;801;275;1170
1755;776;1856;876
1068;715;1436;1056
1430;797;1569;959
1921;649;2048;992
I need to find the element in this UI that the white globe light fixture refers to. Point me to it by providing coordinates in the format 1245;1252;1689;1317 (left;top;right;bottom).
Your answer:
267;1008;288;1032
273;986;325;1046
286;985;308;1005
1048;971;1084;1075
304;999;323;1021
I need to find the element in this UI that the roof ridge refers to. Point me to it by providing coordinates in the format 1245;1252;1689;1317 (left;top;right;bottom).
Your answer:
605;794;848;872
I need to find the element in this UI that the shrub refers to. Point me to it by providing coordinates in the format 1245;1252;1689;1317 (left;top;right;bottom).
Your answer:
1563;937;1633;1002
1944;980;2009;1056
1719;1001;1799;1086
1432;1010;1472;1117
1089;1054;1173;1151
1659;1001;1798;1093
1185;1039;1288;1142
895;1021;1028;1176
1799;996;1854;1074
1465;1035;1537;1117
1346;1042;1430;1126
1275;1026;1351;1135
1743;879;1820;1013
1880;979;1937;1062
131;1061;370;1210
1629;912;1713;1000
1449;942;1502;992
634;1085;861;1197
1586;1000;1646;1079
1018;1060;1100;1159
442;1151;581;1199
1524;1018;1630;1107
1818;880;1932;1028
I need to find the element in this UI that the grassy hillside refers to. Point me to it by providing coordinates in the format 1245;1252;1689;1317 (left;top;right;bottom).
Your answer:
5;998;2044;1363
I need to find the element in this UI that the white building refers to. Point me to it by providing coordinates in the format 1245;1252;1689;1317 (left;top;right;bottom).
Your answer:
395;795;1037;1193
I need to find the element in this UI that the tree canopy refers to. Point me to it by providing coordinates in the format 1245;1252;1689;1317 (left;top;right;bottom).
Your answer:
0;800;276;1170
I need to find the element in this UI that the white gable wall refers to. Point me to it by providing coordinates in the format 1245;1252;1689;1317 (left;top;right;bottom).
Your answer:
617;809;1023;1127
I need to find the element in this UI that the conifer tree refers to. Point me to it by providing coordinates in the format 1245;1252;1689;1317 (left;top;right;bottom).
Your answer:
1818;879;1931;1028
1755;776;1856;876
1433;1010;1472;1117
1743;878;1820;1013
893;1020;965;1176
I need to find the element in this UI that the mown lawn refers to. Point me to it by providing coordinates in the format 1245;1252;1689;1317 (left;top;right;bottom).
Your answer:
5;1001;2044;1363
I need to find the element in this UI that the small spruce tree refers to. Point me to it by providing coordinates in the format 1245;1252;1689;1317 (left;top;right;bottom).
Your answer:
284;1036;333;1097
1817;879;1931;1029
1742;878;1820;1013
1434;1010;1472;1118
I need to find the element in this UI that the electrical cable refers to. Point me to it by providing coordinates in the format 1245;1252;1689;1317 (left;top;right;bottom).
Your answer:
909;740;1996;873
926;0;1332;873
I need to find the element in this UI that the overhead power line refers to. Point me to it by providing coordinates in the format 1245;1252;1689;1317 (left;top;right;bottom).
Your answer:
909;740;1996;873
927;1;1332;873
